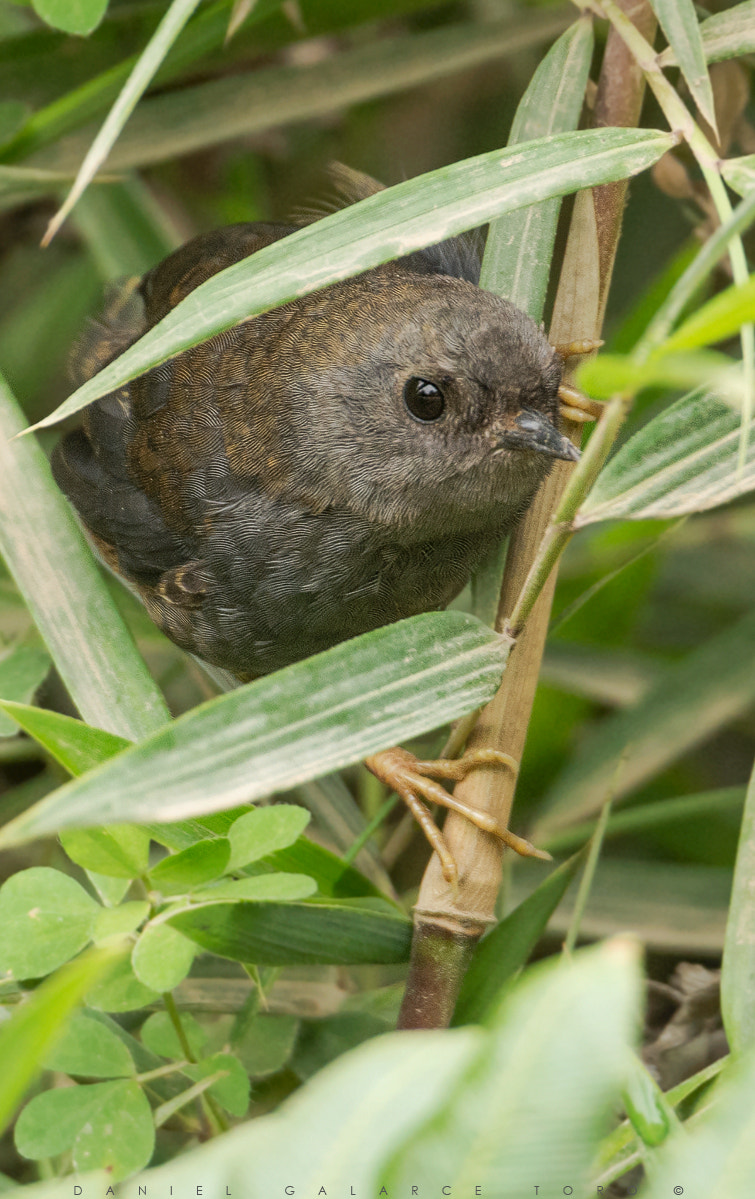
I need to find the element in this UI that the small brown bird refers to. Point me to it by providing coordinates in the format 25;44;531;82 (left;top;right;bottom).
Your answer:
53;170;591;881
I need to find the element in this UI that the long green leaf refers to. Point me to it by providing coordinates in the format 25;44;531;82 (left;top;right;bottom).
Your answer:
532;607;755;838
662;271;755;354
480;15;594;314
639;1047;755;1198
658;0;755;66
44;0;203;244
57;940;635;1197
577;390;755;524
452;848;588;1025
0;612;510;844
168;898;412;965
722;754;755;1053
0;701;130;776
30;126;674;432
649;0;717;132
31;12;570;178
471;16;593;622
0;372;170;739
0;945;120;1135
512;857;731;955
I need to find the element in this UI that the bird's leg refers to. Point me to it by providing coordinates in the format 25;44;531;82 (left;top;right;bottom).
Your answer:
553;338;605;424
364;746;551;887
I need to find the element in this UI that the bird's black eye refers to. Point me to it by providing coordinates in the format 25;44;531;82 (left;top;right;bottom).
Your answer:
403;377;445;423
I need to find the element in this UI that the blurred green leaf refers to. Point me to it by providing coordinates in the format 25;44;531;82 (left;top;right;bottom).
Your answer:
0;612;510;844
99;940;639;1195
194;874;317;902
649;0;716;131
140;1010;205;1061
148;839;231;895
131;923;196;992
86;948;160;1013
184;1054;249;1117
44;1009;135;1078
722;756;755;1054
260;838;386;901
0;700;130;774
15;1078;154;1179
32;0;108;36
93;901;150;942
0;372;170;740
44;0;202;243
0;867;99;978
167;898;412;965
662;271;755;354
578;390;755;524
512;857;730;955
640;1047;755;1197
453;848;588;1025
533;607;755;839
0;945;119;1135
723;154;755;197
0;645;50;737
480;16;594;315
30;11;570;177
31;127;674;431
60;825;150;879
227;805;311;871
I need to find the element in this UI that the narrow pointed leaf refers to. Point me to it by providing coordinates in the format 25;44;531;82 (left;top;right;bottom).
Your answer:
658;0;755;66
0;373;170;739
533;607;755;838
44;0;202;244
578;390;755;524
650;0;717;131
453;848;588;1025
31;127;674;431
0;612;510;845
722;755;755;1053
0;946;120;1135
167;898;412;965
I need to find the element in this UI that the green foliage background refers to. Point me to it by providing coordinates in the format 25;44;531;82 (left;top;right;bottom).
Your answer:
1;0;755;1191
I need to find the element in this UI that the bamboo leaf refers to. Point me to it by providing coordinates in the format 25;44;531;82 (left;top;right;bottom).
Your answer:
480;15;594;315
0;701;130;776
722;755;755;1053
43;0;203;244
639;1047;755;1198
532;607;755;839
167;898;411;965
0;946;121;1136
577;390;755;524
661;272;755;355
0;372;170;739
452;848;588;1025
31;12;571;178
29;127;674;432
0;612;510;845
658;0;755;66
650;0;717;132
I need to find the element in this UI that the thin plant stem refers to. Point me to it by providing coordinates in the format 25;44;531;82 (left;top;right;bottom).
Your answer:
162;990;229;1135
342;794;399;867
506;391;634;639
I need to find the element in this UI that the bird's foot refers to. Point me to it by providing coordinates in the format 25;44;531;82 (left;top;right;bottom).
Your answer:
557;382;604;424
553;340;605;424
364;746;551;887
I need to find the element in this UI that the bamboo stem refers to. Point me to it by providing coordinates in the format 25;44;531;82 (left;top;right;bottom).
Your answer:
397;0;657;1031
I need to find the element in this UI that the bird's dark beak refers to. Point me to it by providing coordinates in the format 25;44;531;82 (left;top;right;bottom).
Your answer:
497;408;580;462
